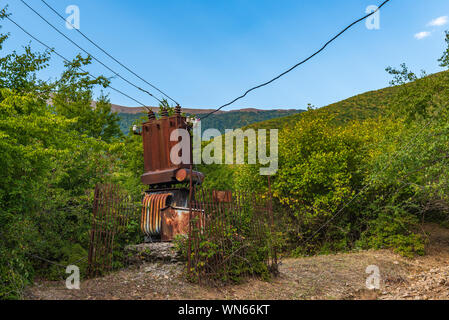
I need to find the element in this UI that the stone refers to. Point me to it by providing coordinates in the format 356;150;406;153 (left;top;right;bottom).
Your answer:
125;242;184;264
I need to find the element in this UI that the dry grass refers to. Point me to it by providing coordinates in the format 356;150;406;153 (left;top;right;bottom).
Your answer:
24;223;449;300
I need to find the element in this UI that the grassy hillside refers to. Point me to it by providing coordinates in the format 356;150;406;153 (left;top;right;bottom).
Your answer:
118;69;422;135
246;71;448;130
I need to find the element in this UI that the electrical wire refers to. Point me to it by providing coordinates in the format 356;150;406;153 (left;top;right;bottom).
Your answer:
202;0;391;119
26;252;88;269
5;15;149;107
19;0;163;105
39;0;179;106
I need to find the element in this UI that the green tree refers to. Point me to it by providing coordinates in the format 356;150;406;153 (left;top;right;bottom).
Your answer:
52;54;122;142
0;9;123;298
438;30;449;68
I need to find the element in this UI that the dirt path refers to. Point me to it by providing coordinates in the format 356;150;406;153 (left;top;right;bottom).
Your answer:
24;224;449;300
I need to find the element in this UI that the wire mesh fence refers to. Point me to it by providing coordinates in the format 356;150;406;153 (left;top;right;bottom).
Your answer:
187;187;278;284
87;183;140;277
87;182;278;283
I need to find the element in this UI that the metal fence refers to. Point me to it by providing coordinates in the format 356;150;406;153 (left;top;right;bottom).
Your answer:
187;186;278;284
88;182;278;283
87;184;138;277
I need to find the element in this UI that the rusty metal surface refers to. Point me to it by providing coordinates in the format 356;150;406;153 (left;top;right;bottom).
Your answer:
140;114;191;185
88;179;277;282
141;188;199;241
87;184;136;277
212;190;232;203
141;193;171;237
161;207;191;241
175;168;205;184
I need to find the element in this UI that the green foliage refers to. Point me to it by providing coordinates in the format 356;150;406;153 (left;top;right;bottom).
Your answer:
184;202;272;283
357;204;425;258
199;109;303;135
235;32;449;258
198;162;235;190
245;110;394;253
234;164;267;193
386;63;421;86
52;55;122;142
112;210;142;270
3;0;449;298
245;70;449;131
118;112;146;135
439;31;449;68
0;12;127;298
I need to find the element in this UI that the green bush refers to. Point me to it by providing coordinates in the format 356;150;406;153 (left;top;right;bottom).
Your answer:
183;199;273;284
357;205;425;258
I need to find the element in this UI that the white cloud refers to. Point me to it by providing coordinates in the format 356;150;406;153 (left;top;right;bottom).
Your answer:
414;31;431;40
428;16;448;27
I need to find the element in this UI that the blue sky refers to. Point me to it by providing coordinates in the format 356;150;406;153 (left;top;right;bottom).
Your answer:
2;0;449;110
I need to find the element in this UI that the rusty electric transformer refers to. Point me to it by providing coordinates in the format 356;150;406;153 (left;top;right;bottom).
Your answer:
137;106;204;242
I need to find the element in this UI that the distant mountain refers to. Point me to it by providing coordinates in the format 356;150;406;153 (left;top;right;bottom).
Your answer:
109;103;299;115
113;104;304;134
109;104;226;115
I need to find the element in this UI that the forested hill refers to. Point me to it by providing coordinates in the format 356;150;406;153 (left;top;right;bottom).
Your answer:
117;67;447;134
117;108;304;134
246;70;449;130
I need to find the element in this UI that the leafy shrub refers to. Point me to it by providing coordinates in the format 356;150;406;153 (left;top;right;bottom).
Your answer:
182;197;274;284
357;204;425;258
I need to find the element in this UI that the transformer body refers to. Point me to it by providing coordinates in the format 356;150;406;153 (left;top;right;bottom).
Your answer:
138;109;203;242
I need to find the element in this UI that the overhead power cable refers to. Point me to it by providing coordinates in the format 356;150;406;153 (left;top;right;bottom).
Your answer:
39;0;180;106
5;15;148;108
19;0;163;105
201;0;391;119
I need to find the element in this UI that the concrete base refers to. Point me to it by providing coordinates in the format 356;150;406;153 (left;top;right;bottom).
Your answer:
124;242;183;265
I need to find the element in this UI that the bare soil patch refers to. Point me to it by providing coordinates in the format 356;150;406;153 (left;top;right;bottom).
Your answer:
24;223;449;300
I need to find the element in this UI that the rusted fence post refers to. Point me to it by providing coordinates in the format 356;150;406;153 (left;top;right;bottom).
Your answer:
268;175;277;268
87;185;100;276
187;163;193;278
87;183;135;277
